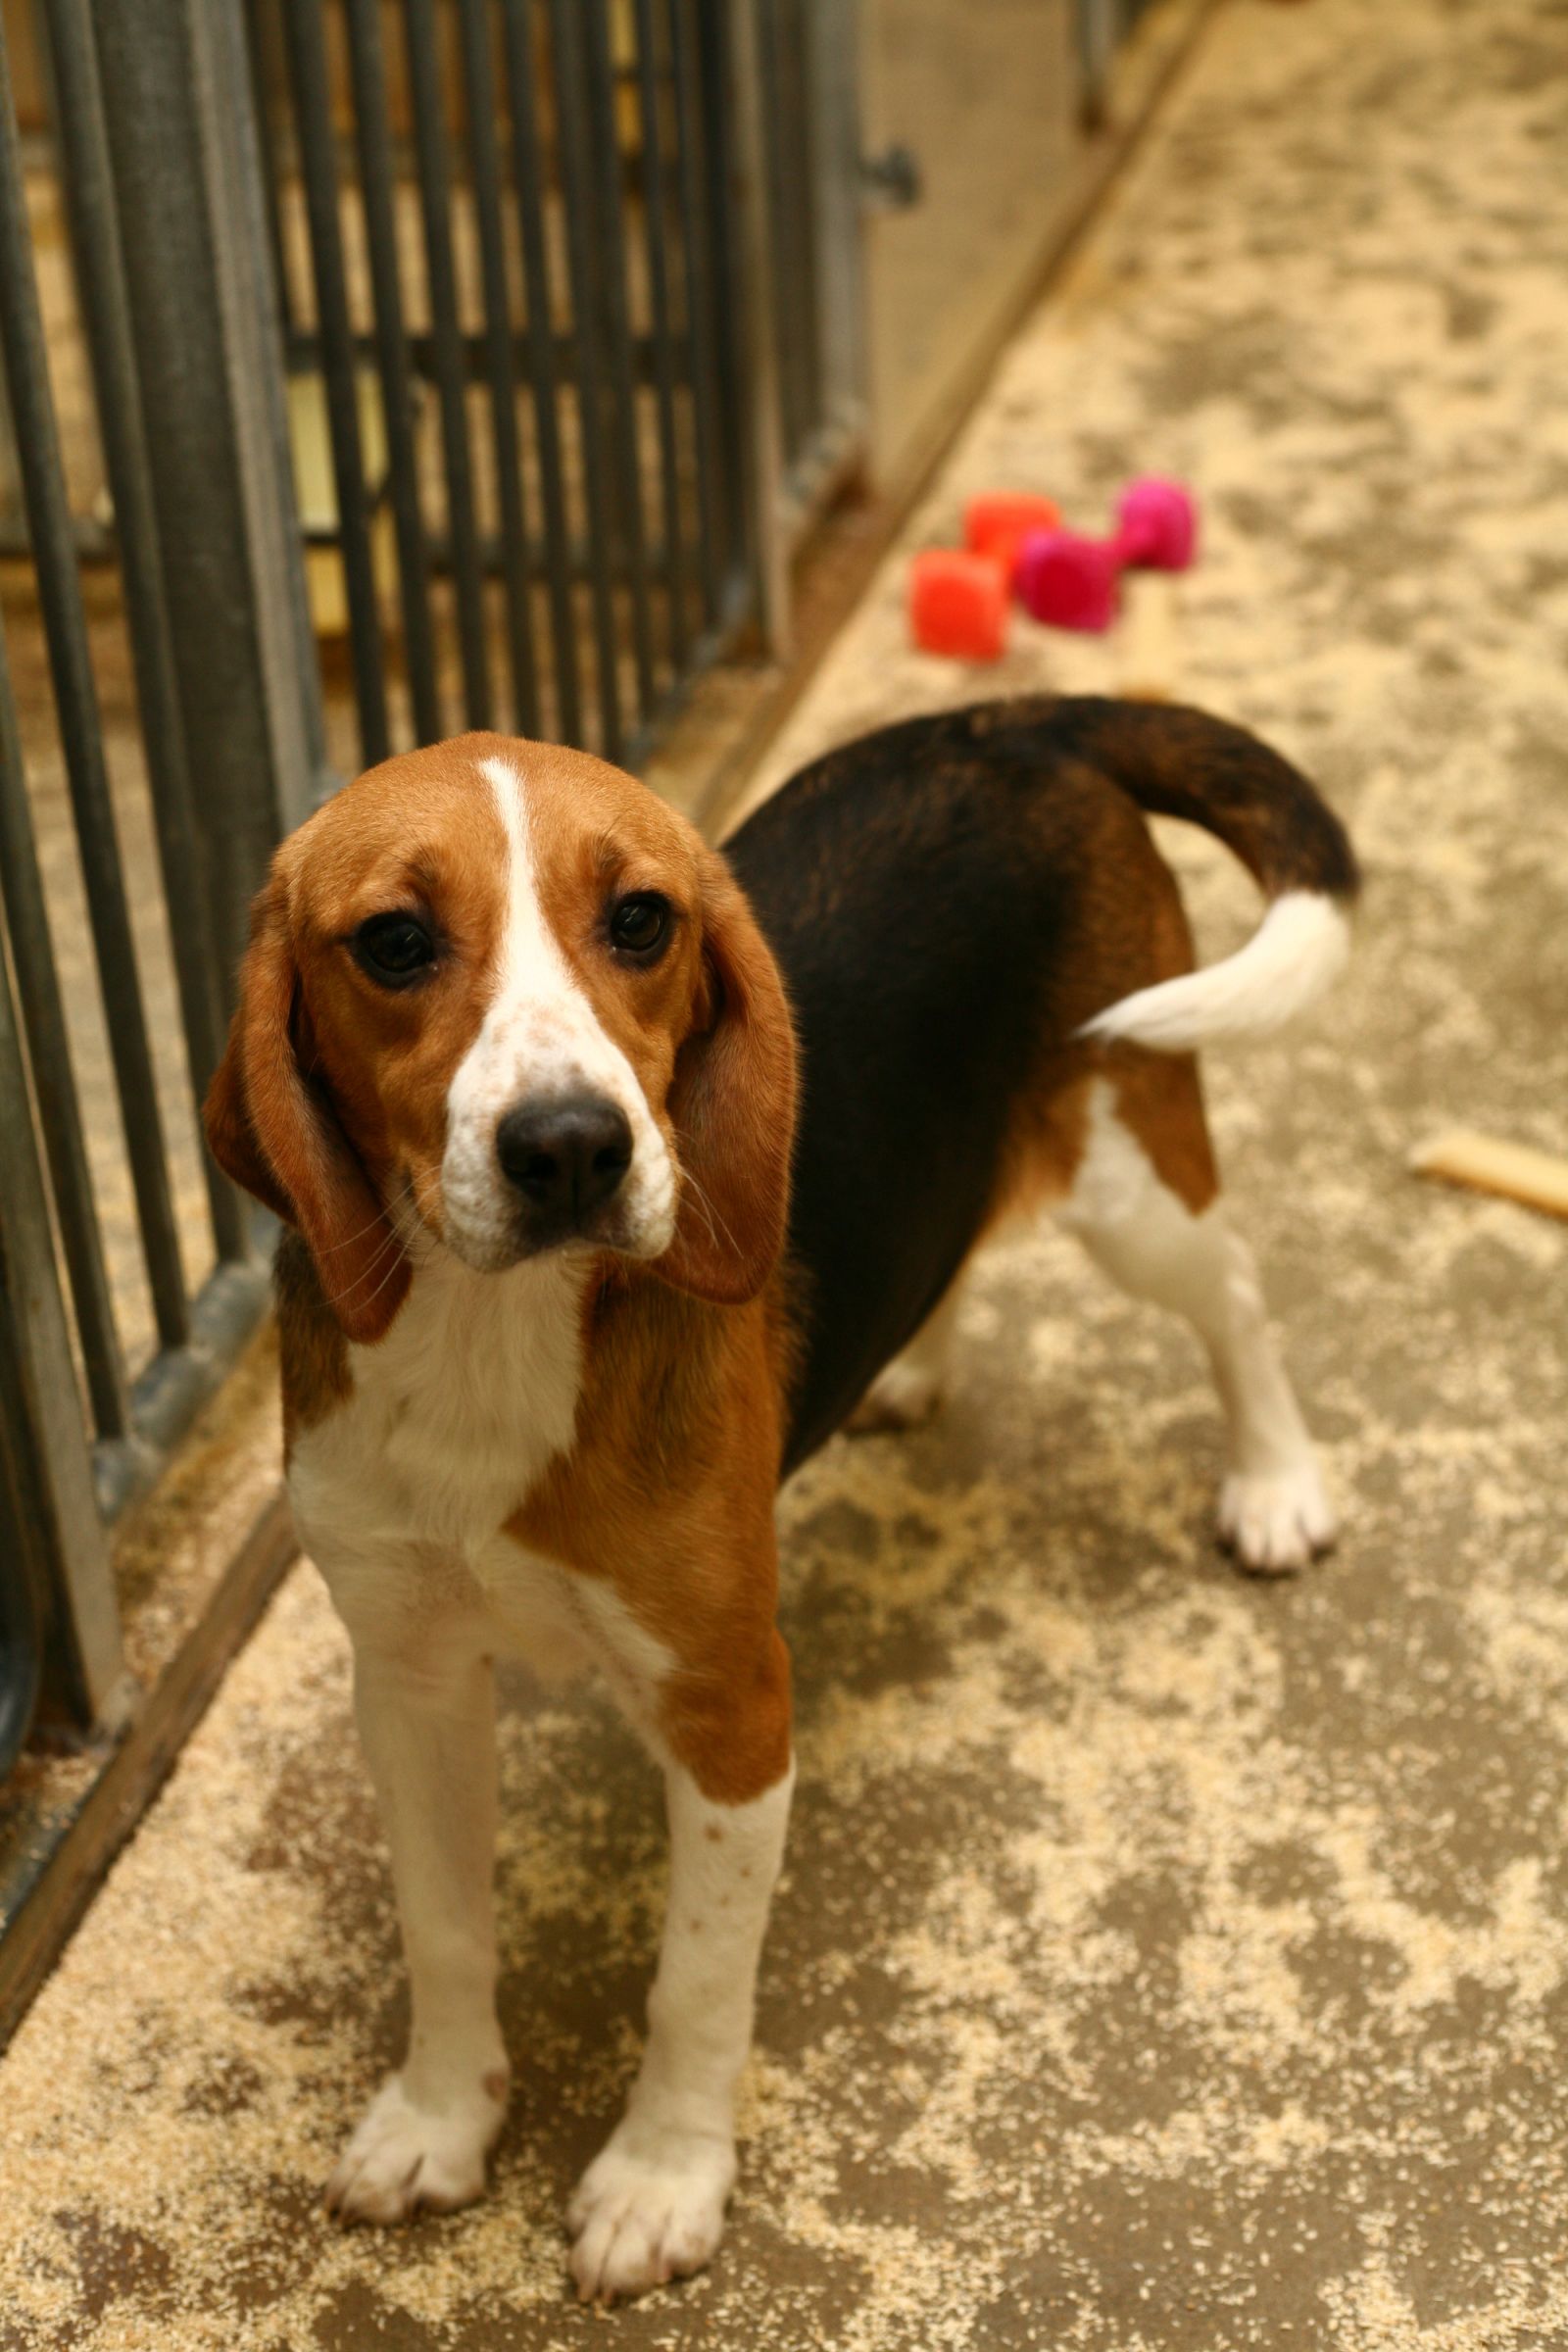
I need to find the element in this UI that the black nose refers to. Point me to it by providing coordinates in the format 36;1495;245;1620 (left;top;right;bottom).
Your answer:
495;1096;633;1224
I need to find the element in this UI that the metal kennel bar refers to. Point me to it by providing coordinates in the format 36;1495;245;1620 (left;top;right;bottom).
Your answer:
0;0;321;1773
1080;0;1159;112
499;0;583;744
93;0;324;979
37;0;245;1268
547;0;627;756
0;17;189;1366
404;0;495;729
280;0;394;763
341;0;443;745
632;0;691;676
583;0;659;725
0;616;127;1449
457;0;543;738
259;0;759;769
0;913;122;1740
756;0;823;480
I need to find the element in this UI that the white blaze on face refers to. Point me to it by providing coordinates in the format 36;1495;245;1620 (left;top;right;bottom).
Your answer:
440;756;675;1270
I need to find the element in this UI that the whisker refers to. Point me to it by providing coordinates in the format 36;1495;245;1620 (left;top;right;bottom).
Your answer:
319;1170;419;1259
316;1202;395;1257
333;1230;410;1319
679;1173;719;1246
681;1168;740;1259
323;1220;401;1311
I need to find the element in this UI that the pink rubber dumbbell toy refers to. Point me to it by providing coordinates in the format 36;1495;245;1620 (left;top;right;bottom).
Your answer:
1016;477;1198;633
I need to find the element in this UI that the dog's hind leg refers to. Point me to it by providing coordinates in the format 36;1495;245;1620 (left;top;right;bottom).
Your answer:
1055;1058;1335;1574
846;1276;966;1432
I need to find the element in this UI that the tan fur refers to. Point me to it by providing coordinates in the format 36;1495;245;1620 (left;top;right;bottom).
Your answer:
988;776;1219;1224
274;1229;351;1459
1105;1052;1218;1214
514;1266;793;1801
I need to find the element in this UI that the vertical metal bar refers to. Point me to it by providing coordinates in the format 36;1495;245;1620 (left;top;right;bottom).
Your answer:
0;11;189;1347
456;0;539;736
226;0;333;818
215;0;336;822
279;0;391;766
581;0;657;719
1079;0;1117;121
243;0;296;342
753;0;795;464
803;0;867;454
403;0;491;729
633;0;688;673
343;0;442;747
95;0;325;988
500;0;581;747
547;0;622;759
713;0;780;643
666;0;725;623
0;925;122;1721
0;623;126;1438
0;1324;47;1771
790;1;824;463
36;0;246;1266
755;0;818;472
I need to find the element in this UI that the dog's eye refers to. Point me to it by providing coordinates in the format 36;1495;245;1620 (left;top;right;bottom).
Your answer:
355;911;435;986
609;892;670;959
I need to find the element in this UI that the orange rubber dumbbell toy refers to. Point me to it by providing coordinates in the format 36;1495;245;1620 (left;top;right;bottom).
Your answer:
962;492;1062;583
907;549;1009;662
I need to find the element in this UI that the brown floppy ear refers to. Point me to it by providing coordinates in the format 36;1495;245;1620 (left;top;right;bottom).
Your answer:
658;847;797;1305
203;864;410;1344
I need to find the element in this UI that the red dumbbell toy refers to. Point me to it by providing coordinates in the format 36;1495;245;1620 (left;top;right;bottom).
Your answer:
908;549;1009;662
962;492;1062;582
1016;477;1197;634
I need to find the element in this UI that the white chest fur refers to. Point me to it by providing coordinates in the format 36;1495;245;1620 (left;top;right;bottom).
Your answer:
288;1250;586;1568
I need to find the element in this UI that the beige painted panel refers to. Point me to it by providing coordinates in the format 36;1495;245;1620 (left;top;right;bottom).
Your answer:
861;0;1080;488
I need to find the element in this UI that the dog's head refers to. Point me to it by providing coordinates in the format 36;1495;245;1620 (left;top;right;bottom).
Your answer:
204;735;796;1342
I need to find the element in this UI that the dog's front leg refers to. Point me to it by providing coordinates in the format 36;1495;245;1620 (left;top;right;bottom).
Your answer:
568;1647;795;2304
324;1599;509;2223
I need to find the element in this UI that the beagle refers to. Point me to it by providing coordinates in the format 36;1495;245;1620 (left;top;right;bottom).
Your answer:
205;696;1357;2304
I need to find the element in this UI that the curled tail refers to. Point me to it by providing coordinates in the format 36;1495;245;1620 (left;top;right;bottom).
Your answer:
1033;698;1359;1052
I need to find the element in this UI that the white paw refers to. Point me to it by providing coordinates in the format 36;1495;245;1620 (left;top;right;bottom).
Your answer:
847;1359;945;1434
325;2068;507;2224
1219;1456;1337;1576
567;2114;735;2304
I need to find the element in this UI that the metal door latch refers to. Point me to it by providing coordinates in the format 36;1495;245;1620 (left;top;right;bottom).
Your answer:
858;142;923;211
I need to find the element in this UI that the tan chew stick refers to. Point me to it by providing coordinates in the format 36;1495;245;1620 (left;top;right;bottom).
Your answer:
1409;1130;1568;1222
1116;570;1180;703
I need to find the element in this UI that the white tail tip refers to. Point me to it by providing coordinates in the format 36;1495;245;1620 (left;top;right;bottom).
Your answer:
1078;890;1351;1053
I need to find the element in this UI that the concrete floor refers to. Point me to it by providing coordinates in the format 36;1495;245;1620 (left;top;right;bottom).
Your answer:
4;0;1568;2344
